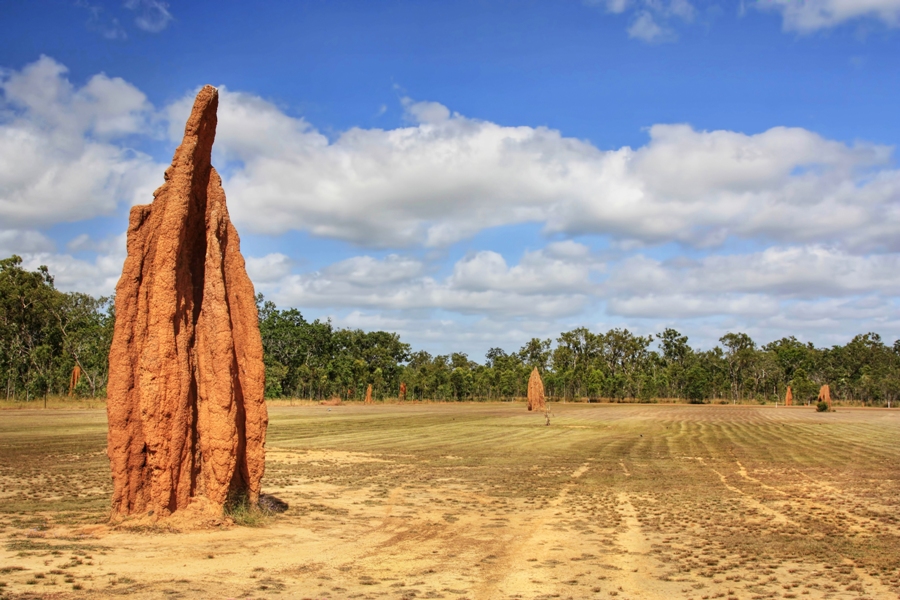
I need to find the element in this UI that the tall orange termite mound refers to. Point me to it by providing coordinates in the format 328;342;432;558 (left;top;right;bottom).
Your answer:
399;382;407;402
817;385;832;410
68;365;81;396
784;386;792;406
106;85;267;520
527;367;545;412
365;384;373;405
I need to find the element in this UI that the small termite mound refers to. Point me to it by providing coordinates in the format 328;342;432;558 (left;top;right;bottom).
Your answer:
527;367;546;412
817;384;833;411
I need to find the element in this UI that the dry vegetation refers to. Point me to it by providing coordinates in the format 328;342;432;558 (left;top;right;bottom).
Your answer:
1;403;899;599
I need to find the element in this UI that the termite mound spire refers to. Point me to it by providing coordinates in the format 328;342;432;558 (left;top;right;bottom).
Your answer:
106;85;267;521
527;367;546;412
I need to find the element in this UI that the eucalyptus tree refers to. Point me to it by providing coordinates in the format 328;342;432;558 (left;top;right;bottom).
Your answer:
720;332;756;403
52;292;114;397
1;256;64;399
657;328;692;399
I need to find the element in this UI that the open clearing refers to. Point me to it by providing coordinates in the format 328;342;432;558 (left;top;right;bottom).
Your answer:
1;403;899;599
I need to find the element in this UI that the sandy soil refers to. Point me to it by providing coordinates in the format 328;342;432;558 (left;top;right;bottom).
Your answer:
1;403;899;599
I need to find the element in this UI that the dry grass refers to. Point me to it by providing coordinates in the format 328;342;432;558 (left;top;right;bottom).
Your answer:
0;403;898;599
0;395;106;410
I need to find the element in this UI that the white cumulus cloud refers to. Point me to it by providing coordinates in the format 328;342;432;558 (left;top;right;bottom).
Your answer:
2;57;900;354
588;0;695;43
0;230;55;256
0;56;162;230
628;11;673;42
607;247;900;299
19;233;127;298
267;244;600;320
758;0;900;32
163;87;899;254
124;0;173;33
245;253;294;283
602;246;900;329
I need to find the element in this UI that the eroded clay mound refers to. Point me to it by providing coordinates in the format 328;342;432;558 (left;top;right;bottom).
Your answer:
107;85;268;520
785;386;793;406
817;385;832;409
527;367;546;412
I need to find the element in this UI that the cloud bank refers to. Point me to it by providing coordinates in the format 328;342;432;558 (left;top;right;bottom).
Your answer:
589;0;900;42
758;0;900;32
160;87;899;256
1;56;898;354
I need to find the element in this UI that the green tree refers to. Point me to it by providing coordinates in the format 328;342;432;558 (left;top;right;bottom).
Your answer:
657;328;693;399
0;256;65;400
720;332;756;403
518;338;551;372
684;364;710;403
52;292;114;397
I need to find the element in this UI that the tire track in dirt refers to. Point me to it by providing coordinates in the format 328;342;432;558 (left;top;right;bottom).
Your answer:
381;485;405;519
789;468;900;536
473;463;685;599
707;462;898;599
703;460;794;526
607;492;667;599
839;557;898;599
730;460;900;538
471;462;592;598
735;460;787;496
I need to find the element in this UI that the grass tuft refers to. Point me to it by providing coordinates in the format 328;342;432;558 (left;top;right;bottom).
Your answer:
224;490;276;527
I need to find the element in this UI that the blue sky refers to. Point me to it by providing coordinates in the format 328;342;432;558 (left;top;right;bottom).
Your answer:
2;0;900;359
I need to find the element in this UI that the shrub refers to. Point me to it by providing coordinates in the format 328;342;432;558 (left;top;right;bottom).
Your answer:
816;401;830;412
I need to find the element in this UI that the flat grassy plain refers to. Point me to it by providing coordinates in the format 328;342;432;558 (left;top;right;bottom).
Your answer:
1;403;899;600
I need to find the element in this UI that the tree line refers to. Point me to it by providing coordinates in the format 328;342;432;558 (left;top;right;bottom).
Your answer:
3;255;899;406
1;256;114;400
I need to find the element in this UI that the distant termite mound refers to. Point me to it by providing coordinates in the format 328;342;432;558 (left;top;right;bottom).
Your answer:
68;365;81;396
399;382;407;402
785;386;792;406
527;367;545;412
817;385;832;411
365;384;373;405
106;85;267;521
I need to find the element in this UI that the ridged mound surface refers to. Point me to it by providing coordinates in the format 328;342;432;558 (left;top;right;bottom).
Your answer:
106;85;267;519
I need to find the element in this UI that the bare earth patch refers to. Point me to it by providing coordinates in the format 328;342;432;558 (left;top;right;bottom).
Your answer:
1;403;899;599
